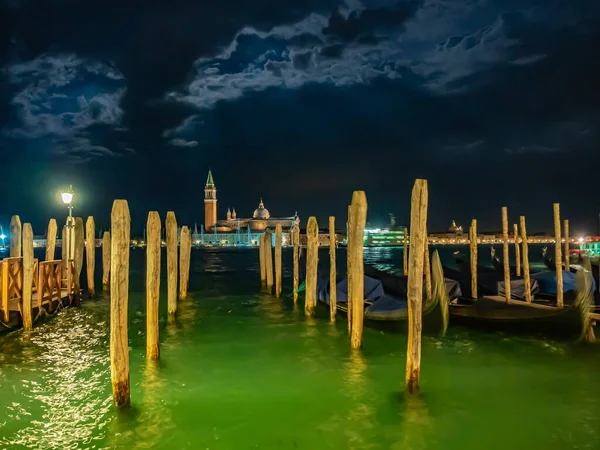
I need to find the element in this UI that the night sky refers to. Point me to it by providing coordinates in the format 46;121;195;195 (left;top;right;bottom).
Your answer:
1;0;599;235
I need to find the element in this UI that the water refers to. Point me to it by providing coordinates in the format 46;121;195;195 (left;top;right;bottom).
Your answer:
0;247;599;449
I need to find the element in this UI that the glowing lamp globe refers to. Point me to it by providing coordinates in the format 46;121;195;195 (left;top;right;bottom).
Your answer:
61;191;73;205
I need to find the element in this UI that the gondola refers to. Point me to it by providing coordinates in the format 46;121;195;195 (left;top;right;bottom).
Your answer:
315;251;452;334
447;266;594;340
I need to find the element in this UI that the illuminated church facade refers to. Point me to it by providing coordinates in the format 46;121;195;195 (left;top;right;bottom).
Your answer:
199;170;299;246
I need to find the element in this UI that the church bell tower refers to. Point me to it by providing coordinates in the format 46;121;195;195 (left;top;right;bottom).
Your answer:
204;170;217;231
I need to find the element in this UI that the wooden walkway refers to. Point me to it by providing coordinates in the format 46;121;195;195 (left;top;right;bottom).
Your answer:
0;257;78;330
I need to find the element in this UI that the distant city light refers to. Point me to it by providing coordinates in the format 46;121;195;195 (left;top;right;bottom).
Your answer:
0;233;5;240
579;237;585;243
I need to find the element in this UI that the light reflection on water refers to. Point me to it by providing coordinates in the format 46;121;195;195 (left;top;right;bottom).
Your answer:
0;247;598;449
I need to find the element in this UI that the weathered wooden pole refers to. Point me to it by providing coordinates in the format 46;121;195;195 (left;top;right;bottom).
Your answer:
166;211;178;315
62;225;68;279
563;219;570;272
110;200;130;407
22;223;34;331
102;232;111;288
423;231;431;302
10;215;21;257
86;217;96;297
520;216;532;303
406;179;428;394
74;217;84;300
265;230;274;294
146;211;161;360
347;205;353;333
259;233;266;288
403;227;409;276
329;216;337;321
275;224;282;298
305;217;319;316
513;223;521;277
46;219;57;261
501;207;510;302
469;219;478;299
553;203;564;307
179;226;191;300
349;192;367;349
293;226;299;302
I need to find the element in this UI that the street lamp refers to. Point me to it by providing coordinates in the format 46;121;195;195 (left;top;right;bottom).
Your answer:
61;185;75;259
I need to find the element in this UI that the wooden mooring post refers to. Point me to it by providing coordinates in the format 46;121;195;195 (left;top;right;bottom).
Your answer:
10;215;21;257
403;227;408;276
259;233;266;288
146;212;161;360
501;207;510;302
86;217;96;297
469;219;478;299
22;223;34;331
264;230;274;294
62;225;68;279
305;217;318;317
329;216;336;321
166;211;178;315
349;192;367;349
520;216;532;303
110;200;131;407
423;230;431;302
513;223;521;277
46;219;57;261
553;203;564;308
275;224;282;298
102;232;111;288
74;217;84;301
347;205;353;333
406;179;428;394
564;219;570;272
293;226;299;302
179;226;191;300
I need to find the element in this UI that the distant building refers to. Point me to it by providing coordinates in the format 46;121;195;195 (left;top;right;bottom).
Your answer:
200;170;299;245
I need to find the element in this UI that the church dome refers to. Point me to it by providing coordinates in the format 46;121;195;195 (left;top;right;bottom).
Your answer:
253;199;270;219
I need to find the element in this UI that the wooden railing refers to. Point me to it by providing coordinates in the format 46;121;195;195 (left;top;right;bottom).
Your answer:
1;257;75;324
38;260;63;313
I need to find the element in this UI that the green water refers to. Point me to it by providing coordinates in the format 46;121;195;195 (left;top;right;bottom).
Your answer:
0;248;599;449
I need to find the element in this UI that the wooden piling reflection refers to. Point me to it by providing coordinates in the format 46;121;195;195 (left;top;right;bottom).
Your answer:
10;215;21;257
22;223;34;331
46;219;57;261
179;226;191;300
305;217;318;317
102;232;111;288
146;212;161;360
329;216;337;321
86;217;96;297
349;192;367;349
469;220;478;299
553;203;564;308
110;200;131;407
406;179;428;394
520;216;532;303
166;211;178;315
501;207;510;302
275;224;282;298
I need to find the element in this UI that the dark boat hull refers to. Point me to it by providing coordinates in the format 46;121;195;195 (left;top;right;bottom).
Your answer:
449;296;586;339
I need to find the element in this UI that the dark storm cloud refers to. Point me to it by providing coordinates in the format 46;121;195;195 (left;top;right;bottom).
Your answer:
1;0;600;231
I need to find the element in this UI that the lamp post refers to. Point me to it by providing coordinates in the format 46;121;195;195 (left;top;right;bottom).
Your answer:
61;185;75;260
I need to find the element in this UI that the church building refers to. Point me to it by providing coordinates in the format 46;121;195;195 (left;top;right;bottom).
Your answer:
200;170;299;245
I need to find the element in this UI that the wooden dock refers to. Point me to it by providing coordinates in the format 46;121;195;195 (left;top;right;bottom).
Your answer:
1;257;78;330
